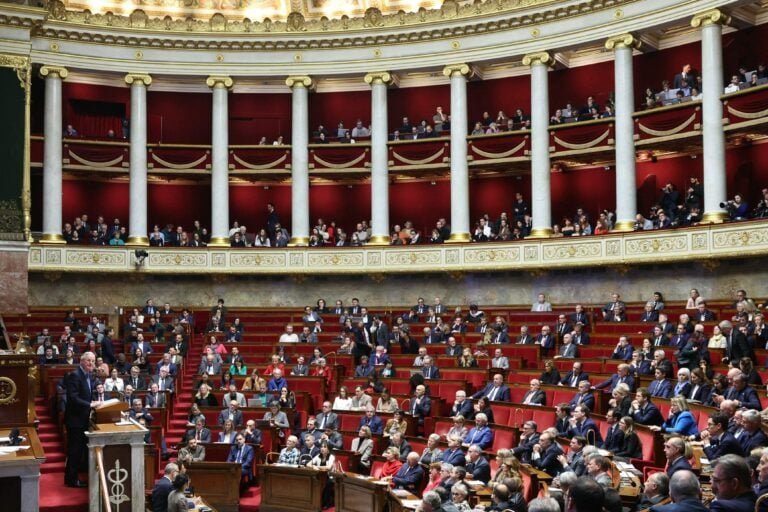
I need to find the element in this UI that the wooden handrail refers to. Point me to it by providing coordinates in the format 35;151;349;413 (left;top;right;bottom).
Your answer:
94;446;113;512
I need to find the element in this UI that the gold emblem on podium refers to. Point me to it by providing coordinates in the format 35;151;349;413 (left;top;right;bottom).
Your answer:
0;376;18;405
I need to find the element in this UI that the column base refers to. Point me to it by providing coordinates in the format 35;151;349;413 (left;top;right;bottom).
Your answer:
701;211;728;223
613;220;636;232
288;237;309;247
39;233;66;244
126;236;149;246
527;228;553;239
446;232;471;243
207;237;231;247
367;235;391;246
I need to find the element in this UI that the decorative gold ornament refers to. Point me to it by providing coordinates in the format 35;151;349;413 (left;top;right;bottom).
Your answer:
0;376;18;405
522;52;553;67
691;9;731;28
285;75;313;89
364;71;394;86
124;73;152;87
442;63;471;78
206;76;234;89
605;33;641;51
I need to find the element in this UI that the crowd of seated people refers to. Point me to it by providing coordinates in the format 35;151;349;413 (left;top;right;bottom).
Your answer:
47;285;768;511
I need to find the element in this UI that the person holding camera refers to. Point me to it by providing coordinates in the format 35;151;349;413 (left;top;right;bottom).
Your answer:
721;193;750;221
660;183;680;221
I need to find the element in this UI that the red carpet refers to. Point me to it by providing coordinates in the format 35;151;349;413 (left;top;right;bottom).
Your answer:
36;398;89;511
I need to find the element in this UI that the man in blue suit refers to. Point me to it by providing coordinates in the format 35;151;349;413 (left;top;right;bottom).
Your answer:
702;413;743;460
462;413;493;450
559;361;589;387
567;405;603;445
151;463;179;512
631;388;665;427
726;374;762;411
472;374;511;402
449;390;474;418
611;336;634;360
664;437;692;478
531;432;564;476
465;444;491;484
64;352;99;488
647;369;673;398
357;405;384;435
595;363;635;392
738;410;768;454
709;454;758;512
650;470;708;512
228;433;255;485
568;380;595;411
392;452;424;491
410;385;432;430
442;436;466;466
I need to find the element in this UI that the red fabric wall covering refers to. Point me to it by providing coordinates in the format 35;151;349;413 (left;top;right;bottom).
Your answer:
62;82;129;139
30;140;768;234
389;83;452;130
147;91;212;145
549;61;615;114
229;92;292;145
467;76;531;127
309;89;372;136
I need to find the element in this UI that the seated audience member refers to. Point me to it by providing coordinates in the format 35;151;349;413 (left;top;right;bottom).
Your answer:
350;426;374;471
531;431;564;476
699;412;743;460
631;387;665;427
227;433;255;486
614;416;642;460
539;359;560;385
379;447;403;482
558;436;588;476
463;413;493;450
357;405;383;434
522;379;546;406
389;431;412;462
651;396;699;437
648;368;673;398
442;435;466;466
586;453;613;488
277;435;301;464
596;363;635;392
472;373;510;402
419;433;444;465
602;293;626;322
568;405;603;445
569;380;596;411
737;409;768;454
465;444;491;484
391;452;424;491
611;336;634;360
709;454;758;512
664;436;693;478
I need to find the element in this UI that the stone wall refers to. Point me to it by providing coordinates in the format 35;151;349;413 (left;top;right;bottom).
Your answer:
27;257;768;309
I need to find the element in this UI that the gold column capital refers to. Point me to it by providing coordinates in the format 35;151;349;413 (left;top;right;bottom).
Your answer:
364;71;394;86
124;73;152;87
39;65;68;80
206;76;234;89
522;52;554;68
691;9;731;28
285;75;314;89
442;63;471;78
605;33;642;51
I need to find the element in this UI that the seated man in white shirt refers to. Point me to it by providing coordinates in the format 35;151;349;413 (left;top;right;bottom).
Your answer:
278;325;299;343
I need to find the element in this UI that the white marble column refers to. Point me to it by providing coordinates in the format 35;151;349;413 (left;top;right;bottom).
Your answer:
206;76;233;246
606;34;641;232
364;71;394;245
692;9;730;223
286;76;313;246
40;65;68;243
125;73;152;246
523;52;554;237
442;64;472;242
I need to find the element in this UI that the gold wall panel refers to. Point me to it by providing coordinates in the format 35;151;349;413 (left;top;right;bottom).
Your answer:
28;221;768;275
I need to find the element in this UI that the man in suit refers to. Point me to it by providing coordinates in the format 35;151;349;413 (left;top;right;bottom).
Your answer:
227;434;255;485
186;418;212;443
410;385;432;430
650;470;708;512
559;361;589;387
737;409;768;454
602;409;624;452
145;382;167;409
449;390;474;418
151;463;179;512
650;325;670;347
631;388;665;426
554;404;571;436
567;405;603;445
637;472;670;511
568;380;595;411
64;352;99;487
488;326;510;345
668;325;689;350
124;365;147;390
536;325;555;356
560;436;587;476
315;402;339;430
291;356;309;376
392;452;424;491
611;336;634;360
442;435;466;466
555;314;573;341
218;400;244;427
695;302;716;322
531;431;564;476
198;354;222;376
522;379;546;406
491;348;509;369
357;405;384;435
571;322;591;346
177;437;206;465
673;63;697;89
640;303;660;323
421;356;440;380
465;445;491;484
151;367;175;393
166;333;188;357
372;317;389;350
554;333;578;359
463;414;493;450
664;437;692;478
570;305;589;327
222;383;246;408
701;413;743;460
472;374;510;402
130;333;152;355
629;351;653;377
720;320;755;365
648;369;673;399
709;454;757;512
433;297;446;314
595;363;635;392
726;374;762;410
602;293;626;322
512;421;540;464
516;325;534;344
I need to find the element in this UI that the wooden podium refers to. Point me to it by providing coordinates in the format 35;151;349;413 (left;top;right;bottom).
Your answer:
86;411;146;512
257;464;329;512
0;427;45;512
0;354;37;427
335;472;390;512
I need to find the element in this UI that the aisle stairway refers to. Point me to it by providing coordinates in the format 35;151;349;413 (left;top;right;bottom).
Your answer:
35;397;89;511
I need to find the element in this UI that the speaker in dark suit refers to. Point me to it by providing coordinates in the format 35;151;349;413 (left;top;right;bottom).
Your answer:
64;353;97;487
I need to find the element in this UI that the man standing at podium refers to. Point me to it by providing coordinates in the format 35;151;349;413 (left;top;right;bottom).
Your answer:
65;352;101;488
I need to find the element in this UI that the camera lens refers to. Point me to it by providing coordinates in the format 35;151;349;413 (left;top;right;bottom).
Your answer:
719;202;727;208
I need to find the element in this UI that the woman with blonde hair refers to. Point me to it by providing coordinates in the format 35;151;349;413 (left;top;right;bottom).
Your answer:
350;426;374;472
651;396;697;436
194;383;218;407
458;347;478;368
446;415;468;441
379;447;403;481
614;416;641;460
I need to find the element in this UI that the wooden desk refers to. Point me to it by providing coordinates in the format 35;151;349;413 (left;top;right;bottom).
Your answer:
186;461;241;512
257;464;330;512
0;427;45;512
335;472;390;512
387;487;421;512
